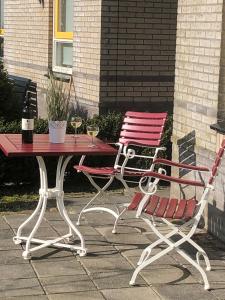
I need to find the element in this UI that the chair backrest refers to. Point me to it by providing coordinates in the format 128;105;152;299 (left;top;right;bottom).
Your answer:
119;111;167;147
208;139;225;185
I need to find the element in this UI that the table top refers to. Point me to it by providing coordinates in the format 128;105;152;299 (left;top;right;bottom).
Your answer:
0;134;118;157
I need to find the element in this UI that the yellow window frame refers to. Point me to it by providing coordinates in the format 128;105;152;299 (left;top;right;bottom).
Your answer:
0;29;4;35
55;0;73;40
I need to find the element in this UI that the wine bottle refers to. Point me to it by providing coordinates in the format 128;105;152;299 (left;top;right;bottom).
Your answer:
22;91;34;144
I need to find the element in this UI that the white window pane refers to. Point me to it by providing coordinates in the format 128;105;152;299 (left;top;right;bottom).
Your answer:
0;0;4;29
56;42;73;68
59;0;73;32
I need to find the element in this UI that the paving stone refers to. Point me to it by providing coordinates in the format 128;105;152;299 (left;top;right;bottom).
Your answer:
4;214;50;229
96;224;139;235
0;229;14;239
84;235;109;246
0;238;22;250
1;296;48;300
153;283;217;300
101;287;161;300
19;226;57;238
51;221;100;236
140;264;197;285
0;250;28;265
0;217;10;229
32;259;86;277
85;245;118;258
31;248;75;262
40;274;96;294
78;255;133;274
115;244;148;257
0;278;44;298
48;291;105;300
0;264;35;279
96;230;150;247
91;270;146;289
84;211;120;226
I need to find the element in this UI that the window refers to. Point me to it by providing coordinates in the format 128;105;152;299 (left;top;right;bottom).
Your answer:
0;0;4;58
53;0;73;74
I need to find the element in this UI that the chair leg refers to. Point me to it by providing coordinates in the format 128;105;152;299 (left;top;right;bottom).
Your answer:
137;228;178;265
175;229;211;272
130;244;174;285
176;247;210;290
76;175;114;225
112;207;128;234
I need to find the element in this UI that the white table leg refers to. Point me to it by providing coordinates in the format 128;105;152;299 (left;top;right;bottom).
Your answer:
13;155;87;259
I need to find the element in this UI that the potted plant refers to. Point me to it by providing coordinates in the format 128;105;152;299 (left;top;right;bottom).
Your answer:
46;72;71;143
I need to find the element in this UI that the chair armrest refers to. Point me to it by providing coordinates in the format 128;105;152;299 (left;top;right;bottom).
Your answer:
153;158;209;172
123;140;166;150
143;171;205;187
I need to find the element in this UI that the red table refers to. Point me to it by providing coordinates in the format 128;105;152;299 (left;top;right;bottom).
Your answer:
0;134;117;259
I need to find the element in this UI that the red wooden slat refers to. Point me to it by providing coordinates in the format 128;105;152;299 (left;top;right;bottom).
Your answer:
128;192;144;210
125;111;167;119
211;165;218;177
173;199;186;219
74;165;116;175
123;117;165;126
120;131;161;140
155;197;169;217
184;199;197;220
145;195;160;215
119;138;161;147
122;124;162;133
164;198;178;218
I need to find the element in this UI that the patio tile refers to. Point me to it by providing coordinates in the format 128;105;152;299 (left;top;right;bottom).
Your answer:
51;221;100;236
0;250;29;265
91;270;146;289
4;214;50;229
115;244;148;257
32;259;86;277
140;264;197;285
96;230;151;247
40;274;96;294
78;255;133;274
84;211;120;226
101;287;161;300
1;296;48;300
0;278;44;298
48;291;105;300
0;264;35;279
31;248;75;262
0;217;10;229
0;238;22;250
0;229;14;239
153;283;216;300
19;226;57;238
85;245;118;257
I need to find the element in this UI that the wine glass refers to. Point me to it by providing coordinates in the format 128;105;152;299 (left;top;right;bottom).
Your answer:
87;125;99;147
70;116;82;142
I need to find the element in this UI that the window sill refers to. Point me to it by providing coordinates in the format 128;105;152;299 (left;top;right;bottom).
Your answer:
44;71;71;83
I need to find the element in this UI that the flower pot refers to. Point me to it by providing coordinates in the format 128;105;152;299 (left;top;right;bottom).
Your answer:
48;120;67;143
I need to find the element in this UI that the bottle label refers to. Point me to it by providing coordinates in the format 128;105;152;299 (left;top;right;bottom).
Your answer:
22;119;34;130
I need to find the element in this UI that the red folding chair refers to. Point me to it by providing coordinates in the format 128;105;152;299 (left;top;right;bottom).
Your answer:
74;111;167;232
127;139;225;290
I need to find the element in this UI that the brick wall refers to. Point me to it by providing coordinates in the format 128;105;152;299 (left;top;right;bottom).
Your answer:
172;0;225;241
73;0;178;115
4;0;177;117
99;0;177;113
72;0;102;116
4;0;53;117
